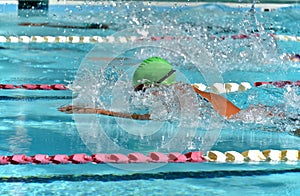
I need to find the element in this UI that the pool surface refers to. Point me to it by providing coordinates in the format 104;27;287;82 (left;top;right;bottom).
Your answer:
0;1;300;195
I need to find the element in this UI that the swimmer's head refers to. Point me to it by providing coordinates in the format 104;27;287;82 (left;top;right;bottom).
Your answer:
133;57;176;91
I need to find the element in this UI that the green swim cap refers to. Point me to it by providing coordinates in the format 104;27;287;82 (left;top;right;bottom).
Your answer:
133;57;176;86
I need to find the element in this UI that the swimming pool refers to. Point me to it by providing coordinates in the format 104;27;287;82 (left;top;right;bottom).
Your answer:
0;1;300;195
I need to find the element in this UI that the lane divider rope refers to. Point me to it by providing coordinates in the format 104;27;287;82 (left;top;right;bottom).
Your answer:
195;80;299;94
193;82;252;94
0;34;300;44
254;80;300;88
0;84;68;90
0;81;298;93
0;35;140;44
272;34;300;42
0;149;299;165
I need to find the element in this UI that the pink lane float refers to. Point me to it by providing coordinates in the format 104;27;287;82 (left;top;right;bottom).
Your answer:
0;84;68;90
0;152;205;165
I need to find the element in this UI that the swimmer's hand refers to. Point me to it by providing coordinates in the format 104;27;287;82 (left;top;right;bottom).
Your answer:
58;105;84;114
58;105;151;120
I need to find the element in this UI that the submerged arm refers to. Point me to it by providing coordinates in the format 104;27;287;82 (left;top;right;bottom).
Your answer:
58;105;150;120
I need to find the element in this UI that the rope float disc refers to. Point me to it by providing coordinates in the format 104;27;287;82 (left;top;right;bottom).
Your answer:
0;150;299;165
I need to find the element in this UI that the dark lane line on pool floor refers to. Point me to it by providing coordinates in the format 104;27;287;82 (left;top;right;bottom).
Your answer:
0;96;73;101
1;168;300;183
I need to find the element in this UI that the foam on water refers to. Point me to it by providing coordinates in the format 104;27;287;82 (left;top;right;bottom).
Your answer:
227;85;299;134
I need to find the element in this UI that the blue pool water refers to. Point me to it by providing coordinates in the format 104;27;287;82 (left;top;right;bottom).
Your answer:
0;2;300;195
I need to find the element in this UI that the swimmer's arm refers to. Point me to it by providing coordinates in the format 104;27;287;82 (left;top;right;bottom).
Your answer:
58;105;150;120
192;85;241;118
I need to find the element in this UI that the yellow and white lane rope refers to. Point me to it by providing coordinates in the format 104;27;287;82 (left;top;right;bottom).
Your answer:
272;34;300;42
205;149;300;163
193;82;252;94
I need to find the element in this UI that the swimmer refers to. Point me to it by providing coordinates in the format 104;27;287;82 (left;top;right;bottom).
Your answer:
289;54;300;62
59;57;300;136
18;22;109;29
59;56;241;119
280;53;300;62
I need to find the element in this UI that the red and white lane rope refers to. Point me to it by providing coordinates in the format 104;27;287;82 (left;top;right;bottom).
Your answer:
0;34;299;44
0;80;298;93
254;80;300;88
0;35;140;44
193;80;300;94
0;149;299;165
